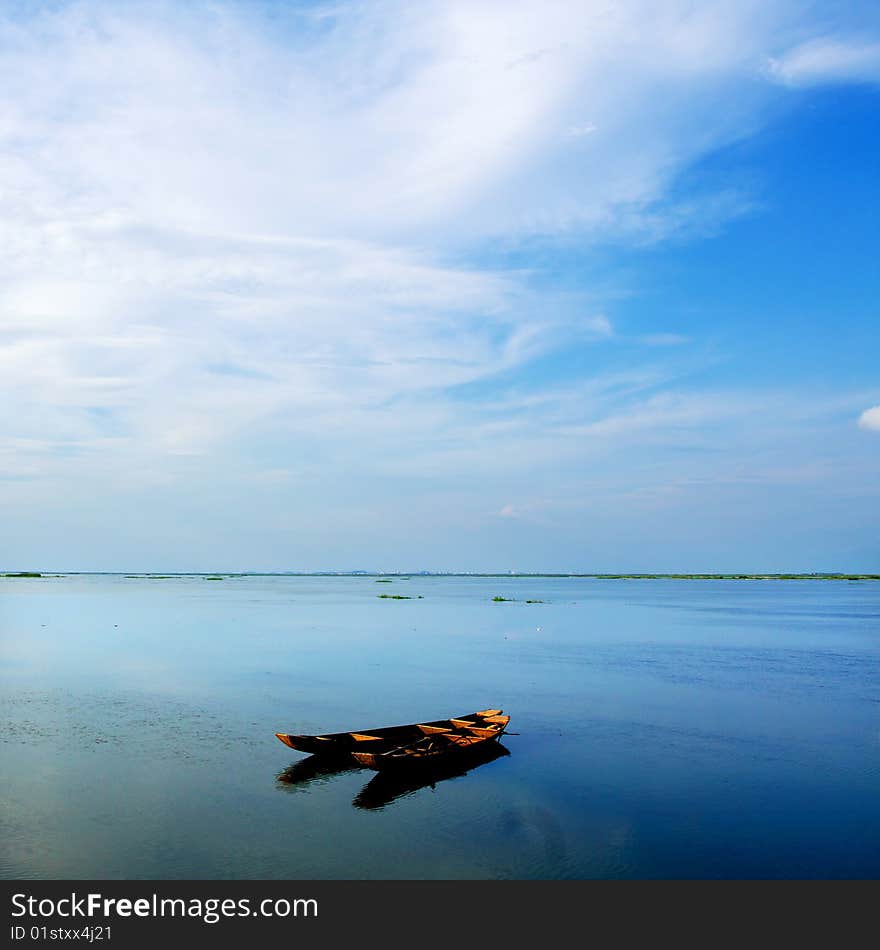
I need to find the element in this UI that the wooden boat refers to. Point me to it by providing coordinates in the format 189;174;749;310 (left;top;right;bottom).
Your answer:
275;709;506;757
350;714;510;771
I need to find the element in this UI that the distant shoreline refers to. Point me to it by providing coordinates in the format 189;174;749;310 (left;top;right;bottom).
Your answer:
3;572;879;581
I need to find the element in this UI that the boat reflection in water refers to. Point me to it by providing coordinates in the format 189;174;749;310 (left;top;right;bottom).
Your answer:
276;754;362;792
352;742;510;810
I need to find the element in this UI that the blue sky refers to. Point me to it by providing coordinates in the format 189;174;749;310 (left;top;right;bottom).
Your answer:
1;0;878;572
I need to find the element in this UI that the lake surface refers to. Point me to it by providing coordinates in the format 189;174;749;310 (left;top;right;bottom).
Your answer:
1;574;878;879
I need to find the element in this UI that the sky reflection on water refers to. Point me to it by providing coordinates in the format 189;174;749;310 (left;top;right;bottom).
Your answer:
1;574;878;879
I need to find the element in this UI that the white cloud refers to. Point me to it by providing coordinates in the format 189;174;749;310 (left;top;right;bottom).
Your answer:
858;406;880;432
497;500;550;522
0;0;877;544
0;0;800;475
567;123;598;138
0;0;812;250
766;37;880;87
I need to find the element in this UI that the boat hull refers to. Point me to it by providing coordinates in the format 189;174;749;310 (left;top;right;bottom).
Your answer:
351;716;510;771
275;709;505;757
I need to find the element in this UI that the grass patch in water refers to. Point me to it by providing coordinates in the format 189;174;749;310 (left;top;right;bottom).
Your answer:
595;573;880;581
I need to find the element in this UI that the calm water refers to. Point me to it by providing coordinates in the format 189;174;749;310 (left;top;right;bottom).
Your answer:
1;574;878;879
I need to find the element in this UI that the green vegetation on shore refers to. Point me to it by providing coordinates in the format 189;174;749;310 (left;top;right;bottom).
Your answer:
592;573;880;580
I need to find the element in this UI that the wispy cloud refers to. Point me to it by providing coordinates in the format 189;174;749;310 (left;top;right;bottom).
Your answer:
1;1;878;568
3;0;807;483
766;37;880;87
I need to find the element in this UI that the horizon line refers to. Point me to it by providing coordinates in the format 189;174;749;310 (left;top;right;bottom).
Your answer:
3;570;878;579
